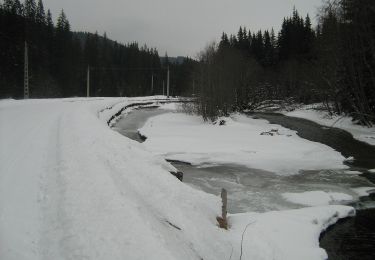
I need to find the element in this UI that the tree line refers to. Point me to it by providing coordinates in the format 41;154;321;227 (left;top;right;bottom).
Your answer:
193;0;375;125
0;0;193;98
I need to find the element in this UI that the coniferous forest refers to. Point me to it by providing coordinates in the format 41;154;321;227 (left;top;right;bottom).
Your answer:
193;0;375;125
1;0;374;124
0;0;195;98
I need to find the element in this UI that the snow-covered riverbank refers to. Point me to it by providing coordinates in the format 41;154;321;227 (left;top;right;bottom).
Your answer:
0;98;355;260
139;111;348;175
281;104;375;146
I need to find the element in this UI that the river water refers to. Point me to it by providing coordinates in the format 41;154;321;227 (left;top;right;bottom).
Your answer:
113;106;375;259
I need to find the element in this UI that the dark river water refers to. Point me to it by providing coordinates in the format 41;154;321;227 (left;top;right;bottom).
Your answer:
113;106;375;259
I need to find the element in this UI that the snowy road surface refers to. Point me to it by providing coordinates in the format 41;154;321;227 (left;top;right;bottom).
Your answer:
0;97;355;260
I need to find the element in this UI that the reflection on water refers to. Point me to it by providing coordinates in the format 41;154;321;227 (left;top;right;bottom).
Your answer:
112;108;168;143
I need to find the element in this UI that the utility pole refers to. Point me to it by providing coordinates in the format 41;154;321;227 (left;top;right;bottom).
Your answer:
167;66;170;98
151;73;154;95
162;80;165;96
192;80;195;96
87;65;90;98
24;41;29;99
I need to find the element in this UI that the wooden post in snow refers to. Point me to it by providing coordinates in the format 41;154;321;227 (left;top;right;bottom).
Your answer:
221;188;227;222
217;188;228;229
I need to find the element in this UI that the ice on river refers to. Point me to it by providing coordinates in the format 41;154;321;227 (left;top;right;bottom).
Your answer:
177;163;373;213
120;108;374;213
282;191;354;206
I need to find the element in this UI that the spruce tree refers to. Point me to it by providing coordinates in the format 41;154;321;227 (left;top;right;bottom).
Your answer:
46;9;53;28
24;0;36;20
2;0;14;13
35;0;45;24
3;0;22;15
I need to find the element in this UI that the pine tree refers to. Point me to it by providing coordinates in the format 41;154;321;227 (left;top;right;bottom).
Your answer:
270;28;276;48
2;0;14;13
56;9;67;31
219;32;230;50
46;9;53;28
2;0;22;15
35;0;45;24
24;0;36;20
237;26;243;45
263;30;273;66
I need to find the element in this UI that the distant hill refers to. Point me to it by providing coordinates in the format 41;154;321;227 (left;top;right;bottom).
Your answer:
73;31;118;47
160;56;188;65
73;32;190;65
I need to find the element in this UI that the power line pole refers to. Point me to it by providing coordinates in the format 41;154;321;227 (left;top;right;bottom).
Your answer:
151;73;154;95
24;41;29;99
87;65;90;98
192;80;195;96
167;66;170;98
162;80;165;96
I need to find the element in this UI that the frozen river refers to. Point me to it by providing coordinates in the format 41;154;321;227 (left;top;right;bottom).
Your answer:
113;106;375;213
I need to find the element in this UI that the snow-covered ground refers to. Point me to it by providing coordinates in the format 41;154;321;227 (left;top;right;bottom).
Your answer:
281;104;375;146
0;97;356;260
228;206;355;260
139;111;348;175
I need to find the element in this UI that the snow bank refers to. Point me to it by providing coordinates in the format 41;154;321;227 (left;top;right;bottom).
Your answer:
139;112;347;175
282;104;375;145
157;102;183;110
228;205;355;260
282;191;353;206
351;187;375;197
344;170;362;175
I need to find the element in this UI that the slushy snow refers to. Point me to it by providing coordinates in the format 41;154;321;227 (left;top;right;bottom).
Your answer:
0;97;355;260
139;112;348;175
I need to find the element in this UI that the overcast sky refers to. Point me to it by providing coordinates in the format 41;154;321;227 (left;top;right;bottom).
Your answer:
42;0;323;57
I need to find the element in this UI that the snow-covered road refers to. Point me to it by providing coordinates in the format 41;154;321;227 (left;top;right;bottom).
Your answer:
0;98;356;260
0;97;225;260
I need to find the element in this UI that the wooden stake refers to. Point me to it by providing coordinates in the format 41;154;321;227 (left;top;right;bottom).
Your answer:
217;188;228;229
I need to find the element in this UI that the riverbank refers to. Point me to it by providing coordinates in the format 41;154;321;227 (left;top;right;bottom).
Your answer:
272;103;375;146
